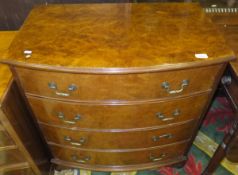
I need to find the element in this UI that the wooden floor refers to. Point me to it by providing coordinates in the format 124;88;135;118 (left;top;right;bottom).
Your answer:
0;31;17;96
0;31;17;52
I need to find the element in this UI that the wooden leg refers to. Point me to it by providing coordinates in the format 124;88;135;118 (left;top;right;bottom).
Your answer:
202;142;227;175
202;120;238;175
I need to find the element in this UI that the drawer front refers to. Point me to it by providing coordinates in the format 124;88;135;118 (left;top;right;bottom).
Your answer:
0;149;26;167
16;65;221;101
28;93;208;129
0;131;14;148
41;121;196;149
49;141;188;165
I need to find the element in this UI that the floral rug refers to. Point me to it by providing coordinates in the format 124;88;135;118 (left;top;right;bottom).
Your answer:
55;97;238;175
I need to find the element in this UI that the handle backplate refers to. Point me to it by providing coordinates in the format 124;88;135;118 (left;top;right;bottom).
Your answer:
64;136;86;146
162;80;189;94
156;109;180;121
152;134;173;142
149;153;166;162
72;155;90;163
57;112;81;124
48;82;77;97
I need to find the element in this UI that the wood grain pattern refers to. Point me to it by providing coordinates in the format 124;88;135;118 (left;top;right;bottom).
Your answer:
1;168;34;175
0;149;26;167
52;156;186;172
0;124;4;131
0;31;16;52
207;14;238;26
0;130;14;148
0;32;17;52
0;31;49;174
0;145;17;152
49;140;188;165
0;162;30;174
206;10;238;76
28;93;209;129
16;65;220;101
0;66;12;101
0;31;16;101
1;3;234;172
1;3;235;71
217;26;238;76
40;121;196;149
0;81;51;174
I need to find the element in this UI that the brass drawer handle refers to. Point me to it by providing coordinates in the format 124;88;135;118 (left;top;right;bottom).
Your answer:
152;134;173;142
64;136;86;146
161;80;189;94
156;109;180;121
57;112;81;124
149;153;166;162
48;82;77;97
72;155;90;164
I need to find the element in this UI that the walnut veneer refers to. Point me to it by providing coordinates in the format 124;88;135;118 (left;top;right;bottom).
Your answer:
41;120;196;149
28;93;209;129
0;3;235;172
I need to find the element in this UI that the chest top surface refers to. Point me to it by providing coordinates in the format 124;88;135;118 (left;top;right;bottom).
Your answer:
1;3;235;73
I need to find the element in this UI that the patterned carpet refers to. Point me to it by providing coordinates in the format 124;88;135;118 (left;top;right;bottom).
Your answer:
54;97;238;175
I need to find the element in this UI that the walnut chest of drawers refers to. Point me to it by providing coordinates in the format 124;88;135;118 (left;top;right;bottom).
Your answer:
0;3;235;172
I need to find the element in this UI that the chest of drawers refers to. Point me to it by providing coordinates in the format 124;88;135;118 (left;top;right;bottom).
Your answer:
1;3;235;172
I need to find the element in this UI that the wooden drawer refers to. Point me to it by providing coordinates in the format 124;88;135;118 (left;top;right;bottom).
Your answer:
16;65;221;101
49;141;188;165
28;93;208;129
41;121;196;149
0;149;26;168
0;131;14;148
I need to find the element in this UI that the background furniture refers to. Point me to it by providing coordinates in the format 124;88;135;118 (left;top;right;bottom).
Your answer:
202;3;238;174
202;65;238;174
0;0;135;30
1;3;234;172
0;32;51;175
0;0;208;31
